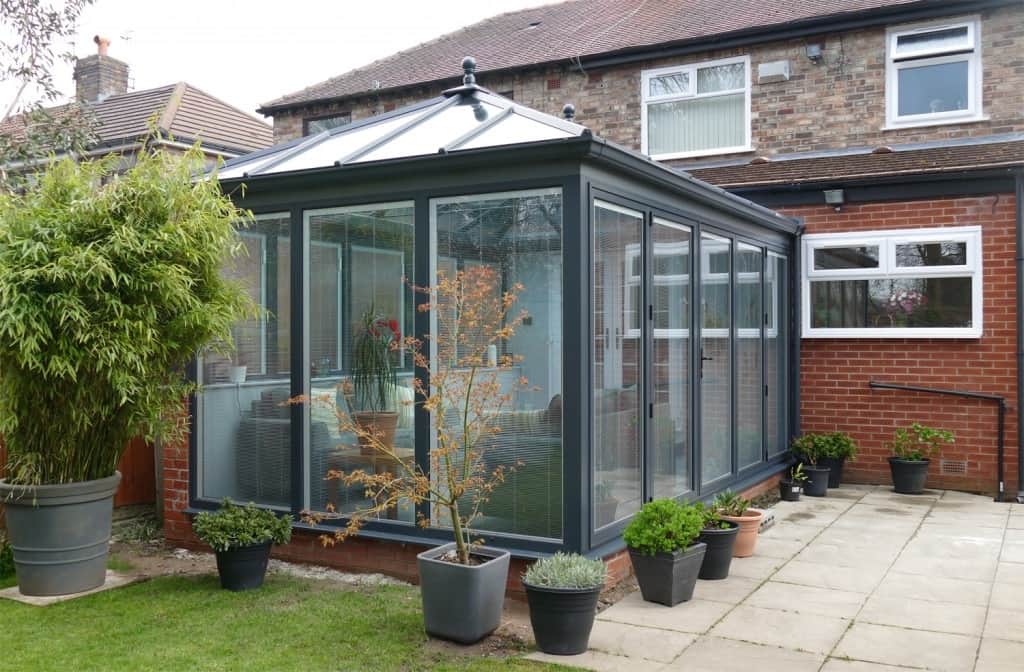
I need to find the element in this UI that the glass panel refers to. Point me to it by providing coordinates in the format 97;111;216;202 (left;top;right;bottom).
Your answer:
813;246;879;270
355;100;505;163
895;26;970;58
895;241;967;267
593;202;643;529
701;234;732;484
810;277;973;329
305;203;415;519
765;254;788;457
697;62;745;93
649;71;690;97
433;188;563;539
306;114;352;135
652;221;691;499
898;60;969;116
737;245;762;470
648;93;745;155
457;112;573;150
200;214;292;506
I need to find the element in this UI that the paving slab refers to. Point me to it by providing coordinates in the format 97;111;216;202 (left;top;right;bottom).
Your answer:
586;620;695;662
818;661;912;672
994;561;1024;584
795;542;900;568
857;594;988;636
0;571;141;606
1000;541;1024;563
983;607;1024;642
527;649;666;671
873;571;991;606
597;592;732;634
989;581;1024;612
924;510;1009;528
917;522;1008;540
753;537;808;560
975;638;1024;672
726;554;784;580
833;622;979;672
772;559;888;594
901;534;1003;560
889;553;998;582
709;604;850;654
664;636;823;672
691;575;761;605
744;580;866;619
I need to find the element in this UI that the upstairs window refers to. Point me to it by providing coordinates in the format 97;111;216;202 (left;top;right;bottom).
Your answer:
641;56;751;160
304;112;352;135
886;18;982;128
803;226;983;338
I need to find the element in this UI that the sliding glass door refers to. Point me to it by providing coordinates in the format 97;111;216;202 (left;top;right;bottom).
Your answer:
700;233;732;486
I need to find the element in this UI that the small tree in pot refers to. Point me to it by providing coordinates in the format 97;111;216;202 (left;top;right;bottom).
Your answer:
888;423;954;494
523;553;607;655
789;434;831;497
623;499;706;606
302;266;526;644
696;502;739;580
193;499;292;591
714;491;764;558
0;148;252;596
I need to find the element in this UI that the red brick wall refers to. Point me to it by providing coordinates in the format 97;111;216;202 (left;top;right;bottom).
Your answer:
787;194;1019;495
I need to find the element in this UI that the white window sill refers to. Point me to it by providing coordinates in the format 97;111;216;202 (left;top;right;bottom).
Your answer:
802;328;982;339
649;145;754;161
882;114;989;131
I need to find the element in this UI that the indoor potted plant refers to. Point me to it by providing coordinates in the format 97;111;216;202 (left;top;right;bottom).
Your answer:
818;432;857;488
522;552;607;656
595;481;619;525
714;491;764;558
302;266;526;643
0;148;252;596
789;434;831;497
193;499;292;591
696;502;739;580
350;307;400;454
623;498;706;606
778;463;808;502
888;422;954;494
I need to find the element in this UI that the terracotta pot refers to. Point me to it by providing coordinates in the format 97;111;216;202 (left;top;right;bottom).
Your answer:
353;411;399;455
719;508;764;558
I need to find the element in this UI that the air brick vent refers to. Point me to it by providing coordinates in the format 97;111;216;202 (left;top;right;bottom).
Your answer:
940;459;968;475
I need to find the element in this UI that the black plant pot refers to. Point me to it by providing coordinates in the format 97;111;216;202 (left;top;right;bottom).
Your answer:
803;465;830;497
818;457;846;488
215;542;272;591
889;457;930;494
524;583;601;655
697;522;739;580
629;542;706;606
779;479;802;502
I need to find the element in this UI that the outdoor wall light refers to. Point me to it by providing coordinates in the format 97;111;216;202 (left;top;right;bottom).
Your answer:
805;43;824;63
824;188;845;210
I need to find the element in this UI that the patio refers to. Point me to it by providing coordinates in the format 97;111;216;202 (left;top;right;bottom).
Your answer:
530;485;1024;672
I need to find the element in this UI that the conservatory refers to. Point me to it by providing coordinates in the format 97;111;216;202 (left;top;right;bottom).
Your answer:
192;60;800;556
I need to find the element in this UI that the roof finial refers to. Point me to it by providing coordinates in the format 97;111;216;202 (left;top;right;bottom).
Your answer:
462;56;477;86
562;103;576;121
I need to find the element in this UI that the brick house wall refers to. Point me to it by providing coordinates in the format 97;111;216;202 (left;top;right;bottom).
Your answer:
787;194;1020;495
269;6;1024;156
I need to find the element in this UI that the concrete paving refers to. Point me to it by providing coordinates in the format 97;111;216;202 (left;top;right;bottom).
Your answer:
528;485;1024;672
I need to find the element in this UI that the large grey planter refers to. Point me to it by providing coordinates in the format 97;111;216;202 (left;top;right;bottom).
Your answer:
416;541;510;644
0;471;121;596
629;542;707;606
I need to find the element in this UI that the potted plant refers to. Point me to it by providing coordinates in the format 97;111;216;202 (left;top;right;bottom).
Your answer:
193;499;292;591
818;432;857;488
714;491;764;558
789;434;831;497
302;266;526;643
351;307;401;455
778;463;808;502
696;502;739;580
522;552;607;655
595;481;619;525
0;148;252;596
623;498;706;606
888;423;954;494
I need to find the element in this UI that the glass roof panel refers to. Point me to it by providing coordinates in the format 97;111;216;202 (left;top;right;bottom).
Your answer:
457;111;574;151
352;99;505;163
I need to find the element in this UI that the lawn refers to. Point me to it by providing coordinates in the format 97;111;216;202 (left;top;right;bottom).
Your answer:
0;573;559;672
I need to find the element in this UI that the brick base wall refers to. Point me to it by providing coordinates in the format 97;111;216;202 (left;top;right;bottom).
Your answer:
785;194;1020;496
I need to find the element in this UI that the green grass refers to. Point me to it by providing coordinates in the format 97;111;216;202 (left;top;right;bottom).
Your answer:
0;574;560;672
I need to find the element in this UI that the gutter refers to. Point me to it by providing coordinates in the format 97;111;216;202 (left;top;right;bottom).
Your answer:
1016;168;1024;502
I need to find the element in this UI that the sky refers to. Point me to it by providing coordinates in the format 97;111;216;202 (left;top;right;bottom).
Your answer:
7;0;556;122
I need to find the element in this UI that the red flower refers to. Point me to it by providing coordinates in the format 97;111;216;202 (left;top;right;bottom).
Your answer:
388;319;400;340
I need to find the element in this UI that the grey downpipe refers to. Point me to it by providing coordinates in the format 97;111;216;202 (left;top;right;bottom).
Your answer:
1016;169;1024;503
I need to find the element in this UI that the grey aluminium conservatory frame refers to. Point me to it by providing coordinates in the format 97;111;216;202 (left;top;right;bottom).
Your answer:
189;124;801;558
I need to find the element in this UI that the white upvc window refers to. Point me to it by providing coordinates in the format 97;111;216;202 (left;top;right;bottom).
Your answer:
885;17;984;129
641;55;751;160
802;226;983;339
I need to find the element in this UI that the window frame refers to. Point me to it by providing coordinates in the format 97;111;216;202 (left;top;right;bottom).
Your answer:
802;226;983;339
885;16;984;129
640;55;752;160
303;112;353;136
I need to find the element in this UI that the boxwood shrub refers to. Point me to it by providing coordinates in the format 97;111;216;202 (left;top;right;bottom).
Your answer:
623;499;703;556
193;500;292;553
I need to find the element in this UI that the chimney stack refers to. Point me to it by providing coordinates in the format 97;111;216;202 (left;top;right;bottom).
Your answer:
73;35;129;103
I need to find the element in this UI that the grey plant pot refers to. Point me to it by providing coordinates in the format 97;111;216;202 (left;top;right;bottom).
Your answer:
0;471;121;596
416;541;510;644
629;542;707;607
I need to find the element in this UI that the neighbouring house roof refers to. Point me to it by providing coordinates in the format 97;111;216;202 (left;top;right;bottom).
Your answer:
258;0;983;113
1;82;273;157
686;138;1024;188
